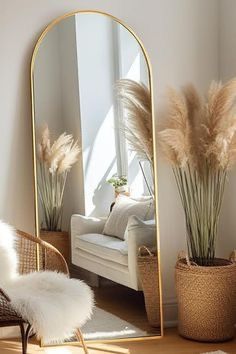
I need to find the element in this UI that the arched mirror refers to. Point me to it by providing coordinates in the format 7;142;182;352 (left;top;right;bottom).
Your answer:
31;10;162;344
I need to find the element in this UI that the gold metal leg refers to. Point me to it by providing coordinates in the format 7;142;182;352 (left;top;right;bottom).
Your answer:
75;328;89;354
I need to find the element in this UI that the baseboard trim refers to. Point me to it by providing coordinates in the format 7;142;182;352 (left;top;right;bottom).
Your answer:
164;319;178;328
163;299;178;327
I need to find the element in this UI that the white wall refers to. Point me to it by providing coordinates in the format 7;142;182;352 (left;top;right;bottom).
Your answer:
58;16;85;229
118;25;152;196
76;14;117;216
219;0;236;81
33;17;84;231
34;26;63;137
76;14;151;216
34;25;64;230
0;0;219;325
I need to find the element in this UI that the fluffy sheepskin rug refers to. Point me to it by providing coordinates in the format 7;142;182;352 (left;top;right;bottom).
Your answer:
0;222;18;285
7;272;94;343
0;221;94;344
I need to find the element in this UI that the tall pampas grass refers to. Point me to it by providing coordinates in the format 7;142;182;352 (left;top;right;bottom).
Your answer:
37;124;80;231
158;79;236;266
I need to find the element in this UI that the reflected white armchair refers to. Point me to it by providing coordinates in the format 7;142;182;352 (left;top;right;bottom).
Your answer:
71;214;156;291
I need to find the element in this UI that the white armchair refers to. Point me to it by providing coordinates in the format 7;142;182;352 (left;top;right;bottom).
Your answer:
71;214;156;291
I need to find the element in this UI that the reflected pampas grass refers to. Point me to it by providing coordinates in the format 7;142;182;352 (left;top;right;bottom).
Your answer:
116;79;154;195
37;125;80;231
116;79;153;163
158;79;236;265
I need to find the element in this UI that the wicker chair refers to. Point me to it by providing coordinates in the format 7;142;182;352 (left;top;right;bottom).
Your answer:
0;230;88;354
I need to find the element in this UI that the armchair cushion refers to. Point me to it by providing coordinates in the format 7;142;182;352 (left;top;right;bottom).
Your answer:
103;195;154;240
71;214;107;236
74;233;128;266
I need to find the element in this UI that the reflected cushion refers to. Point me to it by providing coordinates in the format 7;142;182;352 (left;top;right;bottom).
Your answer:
125;215;156;247
103;195;154;240
74;233;128;265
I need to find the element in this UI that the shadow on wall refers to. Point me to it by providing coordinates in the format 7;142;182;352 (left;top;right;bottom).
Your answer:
92;157;116;217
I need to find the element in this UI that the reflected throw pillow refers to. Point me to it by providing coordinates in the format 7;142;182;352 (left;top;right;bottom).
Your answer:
103;195;154;240
125;215;157;254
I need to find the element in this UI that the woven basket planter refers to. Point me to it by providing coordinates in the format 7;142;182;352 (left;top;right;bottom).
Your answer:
138;246;160;327
40;230;70;264
175;253;236;342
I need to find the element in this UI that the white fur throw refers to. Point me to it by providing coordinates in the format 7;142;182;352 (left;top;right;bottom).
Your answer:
0;222;18;286
0;221;94;344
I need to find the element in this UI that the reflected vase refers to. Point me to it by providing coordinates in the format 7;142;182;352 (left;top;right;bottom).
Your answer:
40;230;70;264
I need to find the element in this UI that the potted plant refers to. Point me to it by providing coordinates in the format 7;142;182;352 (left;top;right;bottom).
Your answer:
107;175;128;196
158;79;236;342
37;124;80;262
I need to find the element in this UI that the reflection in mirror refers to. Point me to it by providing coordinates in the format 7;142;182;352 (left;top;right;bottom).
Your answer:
32;12;161;342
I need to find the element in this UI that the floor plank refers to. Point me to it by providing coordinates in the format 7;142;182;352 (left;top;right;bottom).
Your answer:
0;328;235;354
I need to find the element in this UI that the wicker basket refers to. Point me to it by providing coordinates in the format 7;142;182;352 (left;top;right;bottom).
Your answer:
40;230;70;264
138;246;160;327
175;251;236;342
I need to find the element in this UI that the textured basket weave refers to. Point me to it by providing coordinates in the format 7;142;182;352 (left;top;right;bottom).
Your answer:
138;246;160;327
40;230;70;264
175;252;236;342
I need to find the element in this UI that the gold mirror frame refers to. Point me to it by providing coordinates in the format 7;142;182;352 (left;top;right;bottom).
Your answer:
30;9;164;344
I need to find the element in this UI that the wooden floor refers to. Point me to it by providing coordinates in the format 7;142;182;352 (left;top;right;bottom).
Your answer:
90;285;160;337
0;328;235;354
71;272;160;339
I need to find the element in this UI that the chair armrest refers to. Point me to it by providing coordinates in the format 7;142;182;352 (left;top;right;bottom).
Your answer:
16;230;69;276
0;288;10;302
0;288;26;321
71;214;107;236
40;239;69;275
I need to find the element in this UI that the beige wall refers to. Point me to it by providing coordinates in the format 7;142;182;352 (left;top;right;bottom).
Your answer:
219;0;236;81
0;0;219;324
217;0;236;271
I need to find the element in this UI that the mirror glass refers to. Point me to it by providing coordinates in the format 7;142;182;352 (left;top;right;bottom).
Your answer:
32;12;161;342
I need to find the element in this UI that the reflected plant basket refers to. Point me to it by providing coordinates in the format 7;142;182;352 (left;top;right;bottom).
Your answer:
40;229;70;263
